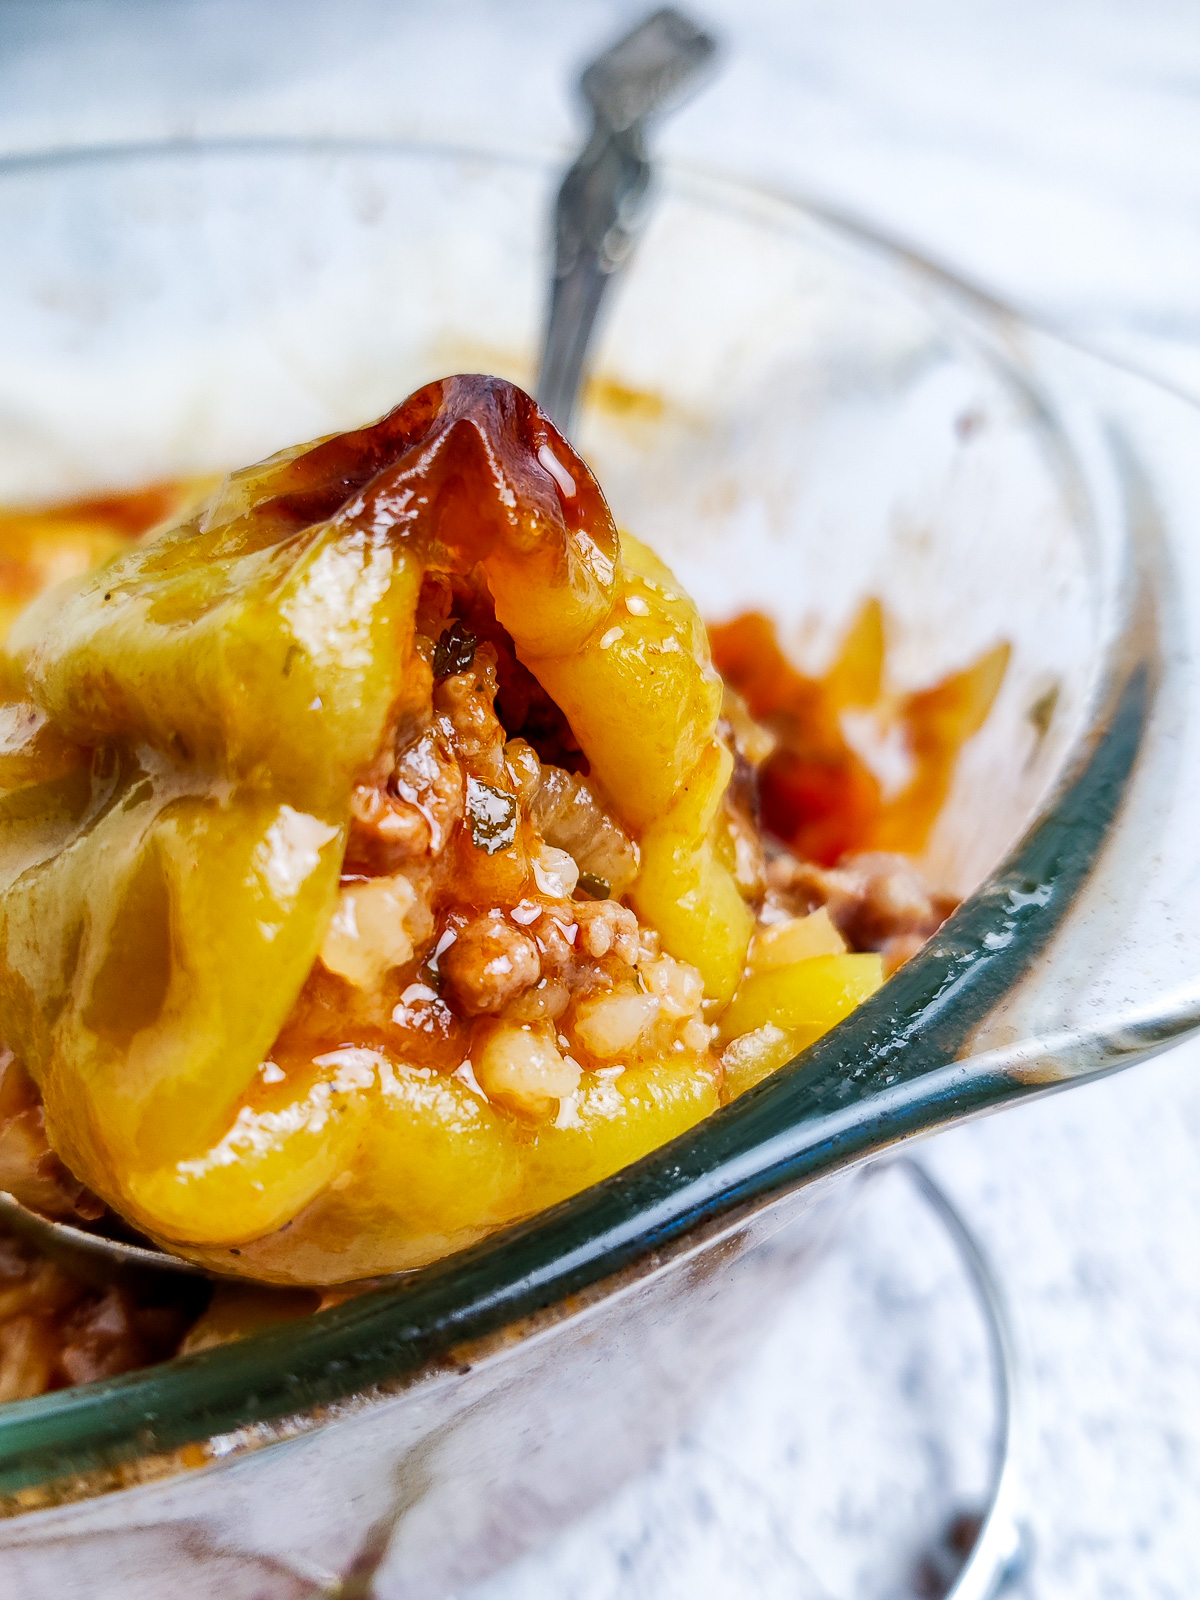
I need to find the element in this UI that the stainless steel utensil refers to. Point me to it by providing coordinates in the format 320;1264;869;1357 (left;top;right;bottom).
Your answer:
536;6;717;433
0;1191;204;1279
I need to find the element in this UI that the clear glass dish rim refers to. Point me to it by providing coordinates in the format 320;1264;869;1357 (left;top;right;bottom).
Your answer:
0;133;1169;1498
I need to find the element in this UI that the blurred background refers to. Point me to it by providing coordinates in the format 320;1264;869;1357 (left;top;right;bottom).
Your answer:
2;3;1198;1596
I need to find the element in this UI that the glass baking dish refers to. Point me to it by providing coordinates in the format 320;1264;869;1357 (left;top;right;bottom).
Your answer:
1;139;1198;1598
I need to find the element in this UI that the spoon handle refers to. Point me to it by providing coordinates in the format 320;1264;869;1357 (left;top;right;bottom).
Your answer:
537;7;717;435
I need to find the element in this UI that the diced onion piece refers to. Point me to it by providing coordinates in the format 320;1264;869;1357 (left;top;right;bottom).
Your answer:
572;989;659;1060
526;762;640;896
531;843;580;899
320;876;417;989
473;1022;581;1119
639;953;705;1019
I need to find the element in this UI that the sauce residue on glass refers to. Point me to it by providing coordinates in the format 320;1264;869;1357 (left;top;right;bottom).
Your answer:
0;480;218;641
710;600;1009;865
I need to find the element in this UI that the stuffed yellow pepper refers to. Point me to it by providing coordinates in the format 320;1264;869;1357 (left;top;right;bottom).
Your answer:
0;376;884;1284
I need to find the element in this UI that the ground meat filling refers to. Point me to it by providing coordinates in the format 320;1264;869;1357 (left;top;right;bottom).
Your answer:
0;1052;104;1225
268;578;959;1109
0;1223;202;1403
440;915;543;1017
277;575;713;1119
763;850;958;974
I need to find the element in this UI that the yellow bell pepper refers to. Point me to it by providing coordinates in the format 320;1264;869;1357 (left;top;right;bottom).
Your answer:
0;377;919;1286
0;377;764;1277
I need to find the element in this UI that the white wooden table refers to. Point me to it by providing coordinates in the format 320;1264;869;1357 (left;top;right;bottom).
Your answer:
2;5;1198;1595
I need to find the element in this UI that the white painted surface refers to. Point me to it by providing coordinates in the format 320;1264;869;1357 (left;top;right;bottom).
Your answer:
1;4;1198;1594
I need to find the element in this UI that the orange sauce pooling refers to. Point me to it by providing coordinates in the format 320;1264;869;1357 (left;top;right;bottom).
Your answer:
0;480;218;642
710;600;1009;866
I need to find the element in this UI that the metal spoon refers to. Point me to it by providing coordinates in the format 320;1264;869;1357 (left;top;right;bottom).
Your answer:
0;10;719;1287
537;6;718;435
0;1189;204;1280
